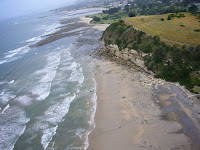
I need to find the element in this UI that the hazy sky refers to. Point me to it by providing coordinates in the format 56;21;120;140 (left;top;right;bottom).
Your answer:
0;0;77;20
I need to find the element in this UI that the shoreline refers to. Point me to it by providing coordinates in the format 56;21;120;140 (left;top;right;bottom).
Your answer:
80;16;200;149
80;17;110;31
88;58;194;150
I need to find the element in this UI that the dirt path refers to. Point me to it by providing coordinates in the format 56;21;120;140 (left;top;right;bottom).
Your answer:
124;19;196;47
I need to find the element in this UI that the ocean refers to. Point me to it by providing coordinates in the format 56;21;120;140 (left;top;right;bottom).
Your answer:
0;8;103;150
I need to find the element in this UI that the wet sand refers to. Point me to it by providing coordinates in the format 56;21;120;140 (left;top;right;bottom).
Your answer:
31;17;109;48
88;59;193;150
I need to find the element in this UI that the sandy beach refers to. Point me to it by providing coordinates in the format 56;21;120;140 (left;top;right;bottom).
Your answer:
79;15;200;150
80;17;109;31
88;58;194;150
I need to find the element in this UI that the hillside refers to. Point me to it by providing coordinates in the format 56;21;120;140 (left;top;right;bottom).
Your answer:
100;20;200;92
125;12;200;46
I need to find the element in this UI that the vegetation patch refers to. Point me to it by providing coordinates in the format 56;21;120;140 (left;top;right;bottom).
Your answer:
102;20;200;91
87;11;128;24
125;12;200;45
194;29;200;32
193;86;200;94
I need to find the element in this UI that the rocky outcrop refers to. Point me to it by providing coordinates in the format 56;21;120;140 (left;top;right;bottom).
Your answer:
96;43;168;90
96;43;152;74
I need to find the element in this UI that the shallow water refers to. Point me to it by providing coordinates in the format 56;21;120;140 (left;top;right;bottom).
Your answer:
0;8;103;150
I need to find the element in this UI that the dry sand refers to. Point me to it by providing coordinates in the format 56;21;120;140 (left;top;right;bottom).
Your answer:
80;17;109;31
88;59;191;150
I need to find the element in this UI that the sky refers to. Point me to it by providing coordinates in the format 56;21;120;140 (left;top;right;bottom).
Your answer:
0;0;77;20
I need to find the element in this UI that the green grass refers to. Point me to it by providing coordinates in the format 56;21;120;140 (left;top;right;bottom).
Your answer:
125;12;200;45
87;11;128;24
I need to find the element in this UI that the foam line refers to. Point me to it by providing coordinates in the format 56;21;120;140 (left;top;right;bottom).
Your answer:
0;104;10;114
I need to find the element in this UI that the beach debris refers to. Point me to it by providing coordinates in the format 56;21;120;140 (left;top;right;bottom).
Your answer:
135;72;166;90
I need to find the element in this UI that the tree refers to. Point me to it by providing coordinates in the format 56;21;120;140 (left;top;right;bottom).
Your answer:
108;8;119;15
93;16;101;22
196;45;200;51
128;12;136;17
183;0;191;7
162;0;169;3
167;15;172;20
102;10;108;14
153;35;160;44
142;4;147;10
188;5;198;13
124;5;130;12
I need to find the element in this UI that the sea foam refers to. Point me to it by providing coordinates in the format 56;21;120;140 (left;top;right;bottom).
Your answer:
15;95;32;106
0;107;30;150
6;46;30;59
41;126;58;149
1;22;61;66
0;92;4;96
0;46;30;65
26;36;42;43
8;80;15;84
84;78;97;150
31;51;61;101
70;67;84;85
44;94;76;124
36;94;76;149
0;104;10;114
0;91;15;105
0;59;8;65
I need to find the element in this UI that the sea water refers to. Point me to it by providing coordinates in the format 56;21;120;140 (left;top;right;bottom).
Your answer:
0;8;103;150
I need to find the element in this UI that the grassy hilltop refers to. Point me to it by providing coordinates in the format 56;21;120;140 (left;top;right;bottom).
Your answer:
126;12;200;46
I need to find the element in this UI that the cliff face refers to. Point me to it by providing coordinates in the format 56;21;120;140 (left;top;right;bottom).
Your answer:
98;20;200;91
97;43;151;73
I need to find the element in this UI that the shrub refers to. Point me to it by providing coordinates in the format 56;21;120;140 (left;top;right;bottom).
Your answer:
102;16;109;20
194;29;200;32
153;35;160;43
119;27;125;34
128;12;136;17
108;8;119;15
188;5;198;13
93;16;101;22
115;38;122;47
170;14;175;18
191;77;200;86
167;15;172;20
161;18;164;21
119;20;124;24
108;40;112;45
137;36;142;44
